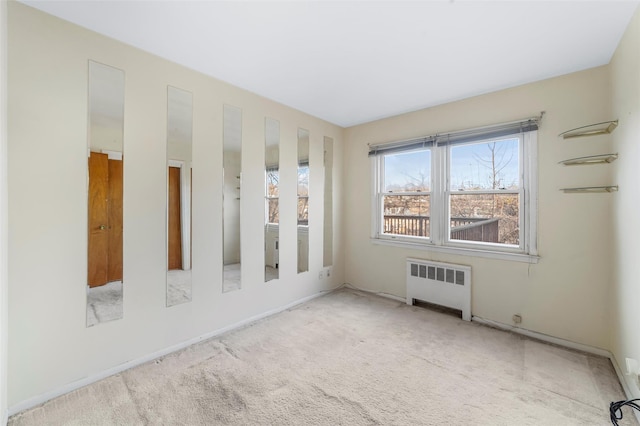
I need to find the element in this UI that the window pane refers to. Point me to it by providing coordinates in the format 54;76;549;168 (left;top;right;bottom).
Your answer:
298;196;308;225
268;198;279;224
384;150;430;193
267;169;279;197
383;195;430;237
298;165;309;197
450;193;519;245
450;138;519;191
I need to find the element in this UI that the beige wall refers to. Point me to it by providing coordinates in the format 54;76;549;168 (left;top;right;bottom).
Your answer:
89;126;124;154
1;0;7;422
7;1;343;409
611;7;640;398
344;66;614;350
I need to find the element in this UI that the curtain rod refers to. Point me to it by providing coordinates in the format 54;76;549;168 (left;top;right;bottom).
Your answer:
368;111;545;151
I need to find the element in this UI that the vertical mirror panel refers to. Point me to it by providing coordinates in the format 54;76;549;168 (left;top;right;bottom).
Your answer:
323;137;334;267
87;61;125;327
166;86;193;306
223;105;242;292
265;118;280;282
297;128;310;274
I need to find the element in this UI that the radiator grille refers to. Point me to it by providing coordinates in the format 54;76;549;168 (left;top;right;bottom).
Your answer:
406;258;471;321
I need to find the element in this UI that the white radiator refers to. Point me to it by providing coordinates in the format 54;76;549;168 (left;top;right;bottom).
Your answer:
406;258;471;321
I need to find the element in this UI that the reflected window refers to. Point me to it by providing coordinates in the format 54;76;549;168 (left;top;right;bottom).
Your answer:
297;164;309;226
265;117;280;282
266;167;279;224
297;128;309;274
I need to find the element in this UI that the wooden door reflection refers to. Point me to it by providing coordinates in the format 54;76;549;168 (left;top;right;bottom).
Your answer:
88;152;123;287
168;166;182;270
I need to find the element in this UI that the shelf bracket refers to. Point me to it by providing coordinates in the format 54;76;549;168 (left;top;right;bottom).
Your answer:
560;186;618;193
559;120;618;139
559;153;618;166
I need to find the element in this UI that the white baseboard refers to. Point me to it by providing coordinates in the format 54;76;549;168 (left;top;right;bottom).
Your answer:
471;315;611;357
8;290;331;417
471;315;640;422
341;283;406;303
340;285;615;362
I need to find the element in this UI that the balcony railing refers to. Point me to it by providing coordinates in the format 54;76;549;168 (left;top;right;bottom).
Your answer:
384;215;431;237
450;218;499;243
383;215;499;243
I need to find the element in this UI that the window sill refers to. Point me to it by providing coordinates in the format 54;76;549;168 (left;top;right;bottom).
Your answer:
370;237;539;264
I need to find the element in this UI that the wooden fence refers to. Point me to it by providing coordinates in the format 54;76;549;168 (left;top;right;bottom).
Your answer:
383;215;499;243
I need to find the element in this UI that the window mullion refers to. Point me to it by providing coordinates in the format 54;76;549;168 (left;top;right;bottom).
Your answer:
519;188;525;252
523;131;538;255
371;156;381;238
377;156;384;238
519;133;526;252
529;132;538;255
443;145;450;245
431;145;444;246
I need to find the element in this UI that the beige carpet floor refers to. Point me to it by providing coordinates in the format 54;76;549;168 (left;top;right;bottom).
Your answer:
86;280;123;327
10;288;637;425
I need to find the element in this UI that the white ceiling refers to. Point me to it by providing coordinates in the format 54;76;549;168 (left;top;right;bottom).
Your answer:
22;1;639;128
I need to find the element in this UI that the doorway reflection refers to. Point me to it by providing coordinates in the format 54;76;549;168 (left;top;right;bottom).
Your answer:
223;105;242;292
166;86;193;306
86;61;125;327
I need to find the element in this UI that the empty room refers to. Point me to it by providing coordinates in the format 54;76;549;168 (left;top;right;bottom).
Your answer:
2;0;640;424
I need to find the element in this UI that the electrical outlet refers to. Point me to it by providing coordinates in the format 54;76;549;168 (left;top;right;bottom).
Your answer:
326;269;331;278
512;314;522;324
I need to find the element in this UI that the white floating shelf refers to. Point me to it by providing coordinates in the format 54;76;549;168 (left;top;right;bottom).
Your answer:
559;120;618;139
559;153;618;166
560;186;618;193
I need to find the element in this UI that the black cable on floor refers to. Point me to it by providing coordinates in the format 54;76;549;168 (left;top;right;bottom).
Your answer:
610;398;640;425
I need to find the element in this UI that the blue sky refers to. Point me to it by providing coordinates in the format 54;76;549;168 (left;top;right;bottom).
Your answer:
450;138;519;190
384;138;519;191
384;150;431;191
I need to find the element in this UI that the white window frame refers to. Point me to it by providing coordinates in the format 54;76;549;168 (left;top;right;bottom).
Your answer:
371;131;538;264
377;146;434;244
